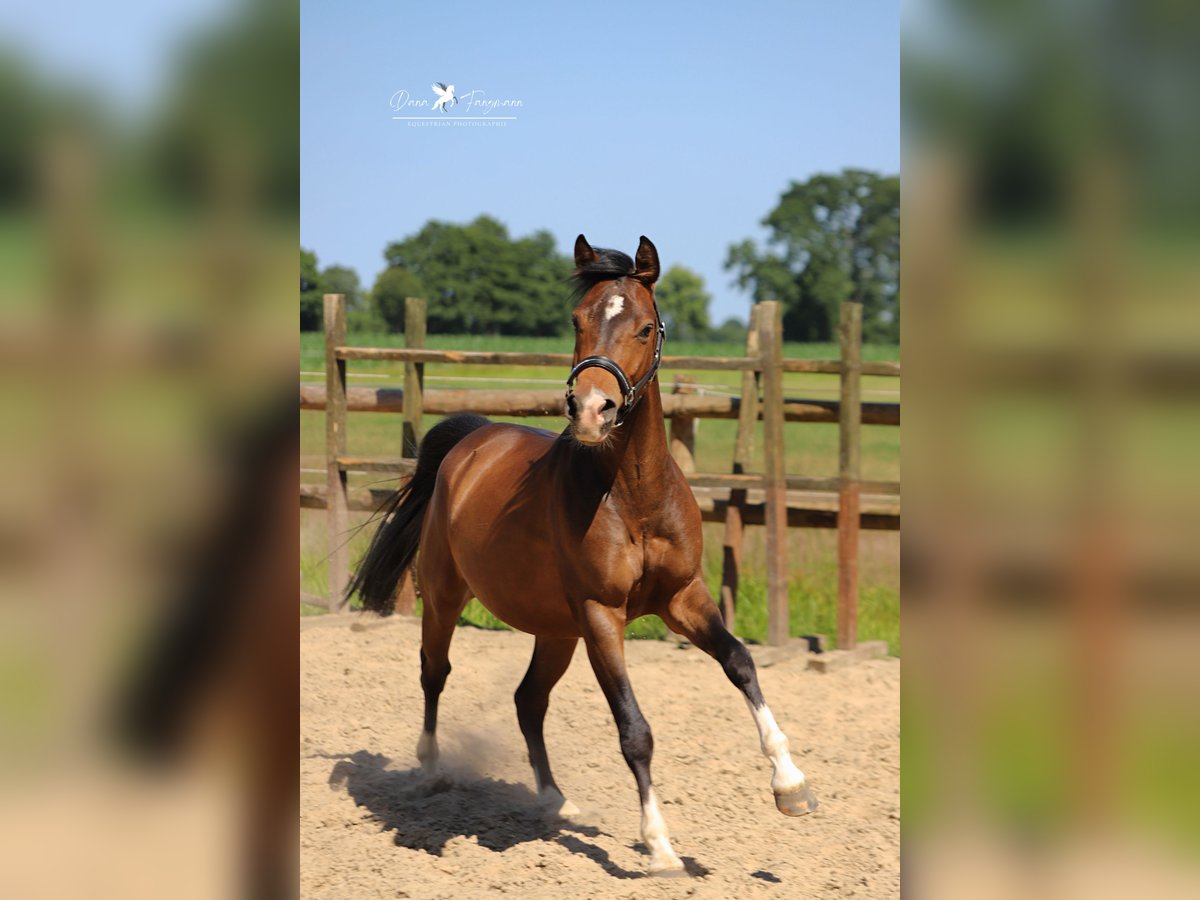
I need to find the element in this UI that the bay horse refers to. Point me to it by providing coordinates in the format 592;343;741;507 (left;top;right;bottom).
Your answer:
349;235;817;875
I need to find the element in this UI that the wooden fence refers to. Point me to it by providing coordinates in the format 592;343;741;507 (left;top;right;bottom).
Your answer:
300;296;900;647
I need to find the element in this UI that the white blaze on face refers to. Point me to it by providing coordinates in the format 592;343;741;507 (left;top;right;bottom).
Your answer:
744;698;806;795
604;294;625;321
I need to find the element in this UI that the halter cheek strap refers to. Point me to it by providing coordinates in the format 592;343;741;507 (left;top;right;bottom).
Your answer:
565;316;666;425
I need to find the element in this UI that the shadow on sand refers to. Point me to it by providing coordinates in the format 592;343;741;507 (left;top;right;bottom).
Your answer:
326;750;707;880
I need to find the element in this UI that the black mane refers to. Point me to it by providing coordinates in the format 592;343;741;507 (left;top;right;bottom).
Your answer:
570;246;635;300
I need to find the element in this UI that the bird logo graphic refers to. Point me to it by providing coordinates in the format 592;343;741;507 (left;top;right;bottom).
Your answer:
431;82;457;112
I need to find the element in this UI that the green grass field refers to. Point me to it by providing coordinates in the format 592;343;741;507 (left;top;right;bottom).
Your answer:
300;331;899;654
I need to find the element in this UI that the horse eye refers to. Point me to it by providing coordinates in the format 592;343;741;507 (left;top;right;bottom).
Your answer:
638;324;653;338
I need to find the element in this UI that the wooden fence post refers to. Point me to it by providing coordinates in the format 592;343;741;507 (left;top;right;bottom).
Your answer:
758;301;790;646
720;305;762;633
402;296;427;456
392;296;427;616
669;375;697;474
837;301;863;649
324;293;349;610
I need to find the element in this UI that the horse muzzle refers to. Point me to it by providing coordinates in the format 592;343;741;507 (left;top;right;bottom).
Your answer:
565;386;618;444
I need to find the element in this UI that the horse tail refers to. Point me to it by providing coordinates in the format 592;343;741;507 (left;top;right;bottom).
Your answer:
347;413;491;614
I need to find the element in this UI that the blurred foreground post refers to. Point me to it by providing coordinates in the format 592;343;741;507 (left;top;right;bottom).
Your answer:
759;301;789;646
325;294;349;609
720;304;762;633
837;302;862;649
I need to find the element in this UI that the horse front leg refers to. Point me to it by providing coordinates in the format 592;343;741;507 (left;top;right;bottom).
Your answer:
515;635;580;816
577;599;686;876
661;579;818;817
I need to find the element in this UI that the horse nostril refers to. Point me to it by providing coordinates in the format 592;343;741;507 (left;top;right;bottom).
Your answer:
566;393;578;418
601;399;616;413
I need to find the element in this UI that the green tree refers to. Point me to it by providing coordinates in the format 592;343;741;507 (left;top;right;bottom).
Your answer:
725;169;899;343
321;264;363;310
149;1;298;215
654;265;712;341
0;54;44;208
370;266;426;332
382;215;572;336
300;248;323;331
710;316;748;344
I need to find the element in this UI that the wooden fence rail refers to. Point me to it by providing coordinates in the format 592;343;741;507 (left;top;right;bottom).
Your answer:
333;345;901;377
298;384;899;425
300;482;900;530
302;294;899;647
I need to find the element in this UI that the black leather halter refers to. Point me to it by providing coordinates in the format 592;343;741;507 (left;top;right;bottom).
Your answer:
565;311;666;425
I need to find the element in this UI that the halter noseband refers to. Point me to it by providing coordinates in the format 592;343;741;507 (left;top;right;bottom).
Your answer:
565;312;666;425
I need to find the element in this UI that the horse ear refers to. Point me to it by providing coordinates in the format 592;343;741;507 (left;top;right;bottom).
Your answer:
574;234;597;269
633;236;660;285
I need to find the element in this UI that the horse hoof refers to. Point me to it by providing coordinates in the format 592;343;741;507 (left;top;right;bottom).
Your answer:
775;783;818;817
648;859;688;878
416;732;438;772
538;790;580;818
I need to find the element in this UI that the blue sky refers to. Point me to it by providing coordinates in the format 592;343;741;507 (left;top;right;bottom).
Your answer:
303;0;898;325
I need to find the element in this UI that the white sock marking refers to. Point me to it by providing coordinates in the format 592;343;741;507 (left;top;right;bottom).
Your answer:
641;787;683;871
604;294;625;320
745;698;806;795
537;784;580;817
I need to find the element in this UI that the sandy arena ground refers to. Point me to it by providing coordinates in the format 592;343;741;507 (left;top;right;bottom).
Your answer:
301;614;899;899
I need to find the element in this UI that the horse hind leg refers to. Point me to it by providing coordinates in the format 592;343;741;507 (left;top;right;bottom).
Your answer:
514;636;579;816
415;574;470;773
662;580;818;817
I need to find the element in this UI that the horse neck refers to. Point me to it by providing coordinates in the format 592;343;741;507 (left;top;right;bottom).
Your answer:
605;379;672;500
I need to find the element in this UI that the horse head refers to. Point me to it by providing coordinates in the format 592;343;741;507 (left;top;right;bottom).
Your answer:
565;234;664;445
